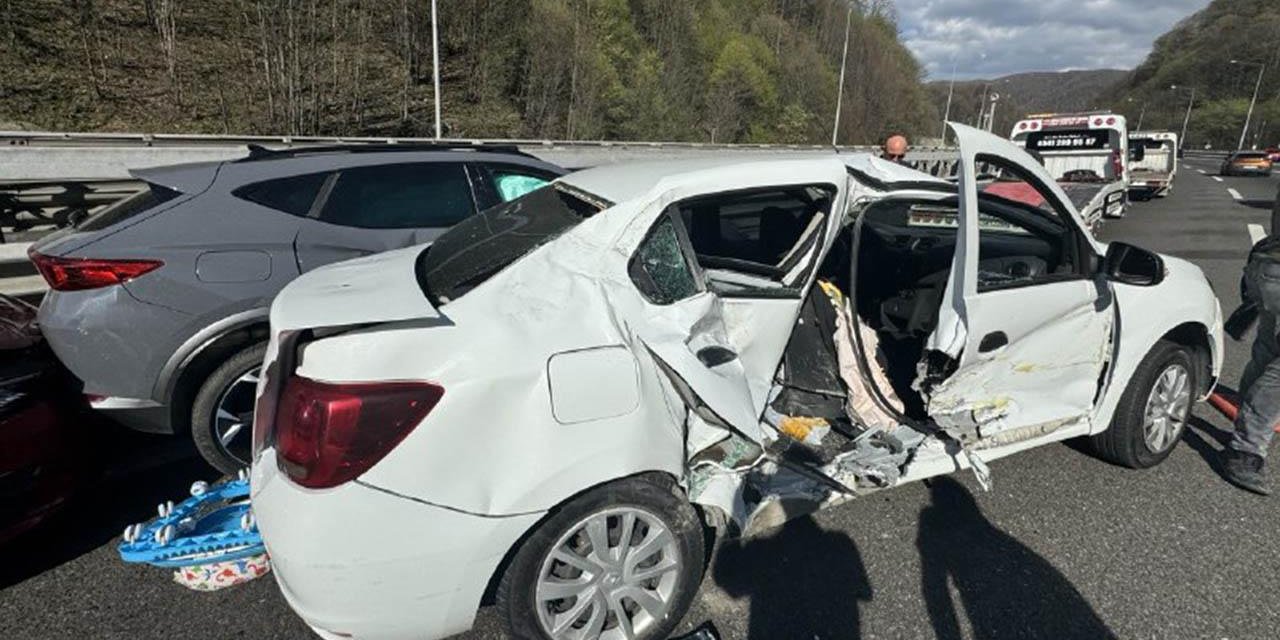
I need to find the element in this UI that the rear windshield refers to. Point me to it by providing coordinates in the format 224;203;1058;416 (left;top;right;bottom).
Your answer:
78;183;181;231
1235;152;1269;159
416;183;608;303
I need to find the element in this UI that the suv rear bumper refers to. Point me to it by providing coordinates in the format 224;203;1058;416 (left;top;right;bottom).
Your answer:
38;287;191;433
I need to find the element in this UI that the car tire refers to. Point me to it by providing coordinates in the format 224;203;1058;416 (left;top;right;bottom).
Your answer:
190;342;267;474
1091;339;1195;469
495;475;705;640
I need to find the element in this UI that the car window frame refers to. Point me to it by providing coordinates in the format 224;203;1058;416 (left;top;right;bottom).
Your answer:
231;171;333;219
309;161;481;230
972;153;1094;294
471;162;563;210
670;183;838;299
627;206;708;306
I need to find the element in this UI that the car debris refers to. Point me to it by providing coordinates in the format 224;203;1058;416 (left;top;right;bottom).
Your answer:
118;471;269;591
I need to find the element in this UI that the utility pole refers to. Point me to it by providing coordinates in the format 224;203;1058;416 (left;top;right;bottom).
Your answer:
832;2;853;146
1176;86;1195;151
1231;59;1266;150
940;58;957;143
431;0;442;140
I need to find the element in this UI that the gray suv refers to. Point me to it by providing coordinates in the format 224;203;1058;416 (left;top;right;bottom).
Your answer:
30;145;563;472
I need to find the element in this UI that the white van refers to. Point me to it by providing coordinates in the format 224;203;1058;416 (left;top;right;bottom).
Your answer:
1011;112;1132;225
1128;131;1178;199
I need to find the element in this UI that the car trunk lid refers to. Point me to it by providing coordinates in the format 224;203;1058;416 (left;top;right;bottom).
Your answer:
268;244;441;332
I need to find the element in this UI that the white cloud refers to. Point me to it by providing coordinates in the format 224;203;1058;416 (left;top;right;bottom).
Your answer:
896;0;1212;80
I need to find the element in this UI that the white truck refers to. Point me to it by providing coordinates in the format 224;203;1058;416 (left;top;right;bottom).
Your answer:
1010;112;1133;226
1127;131;1178;199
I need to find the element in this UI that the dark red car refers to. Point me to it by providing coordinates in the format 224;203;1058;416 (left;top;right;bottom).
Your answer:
0;295;91;544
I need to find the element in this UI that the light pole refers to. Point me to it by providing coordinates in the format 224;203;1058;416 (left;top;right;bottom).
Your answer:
1230;59;1266;150
431;0;442;140
1171;85;1196;151
832;2;853;146
940;57;957;143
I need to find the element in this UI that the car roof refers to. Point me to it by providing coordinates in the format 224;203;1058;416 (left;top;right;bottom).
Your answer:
559;152;942;203
207;147;564;190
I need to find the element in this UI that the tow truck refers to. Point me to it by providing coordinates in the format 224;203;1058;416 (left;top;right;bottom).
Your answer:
1128;131;1178;199
1010;112;1137;227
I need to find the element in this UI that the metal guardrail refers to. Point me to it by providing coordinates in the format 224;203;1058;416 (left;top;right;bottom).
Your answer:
0;130;964;301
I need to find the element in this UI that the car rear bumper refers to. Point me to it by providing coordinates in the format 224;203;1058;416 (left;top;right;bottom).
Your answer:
252;451;543;640
37;287;192;433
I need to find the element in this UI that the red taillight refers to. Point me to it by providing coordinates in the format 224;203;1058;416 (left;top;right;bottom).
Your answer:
274;377;443;489
1105;117;1116;126
28;250;163;291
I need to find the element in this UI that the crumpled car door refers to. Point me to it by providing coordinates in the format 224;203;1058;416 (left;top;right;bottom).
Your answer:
924;123;1113;443
627;210;765;444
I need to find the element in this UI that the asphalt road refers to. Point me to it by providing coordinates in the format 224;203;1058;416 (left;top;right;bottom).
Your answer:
2;160;1278;640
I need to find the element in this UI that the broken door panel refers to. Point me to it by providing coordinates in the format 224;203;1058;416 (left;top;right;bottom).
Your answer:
637;292;765;443
926;123;1112;441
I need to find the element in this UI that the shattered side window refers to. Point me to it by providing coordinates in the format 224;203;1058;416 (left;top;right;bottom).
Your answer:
629;215;700;305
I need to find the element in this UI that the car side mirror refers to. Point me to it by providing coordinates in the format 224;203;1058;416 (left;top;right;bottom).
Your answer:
1103;242;1164;286
1128;145;1145;162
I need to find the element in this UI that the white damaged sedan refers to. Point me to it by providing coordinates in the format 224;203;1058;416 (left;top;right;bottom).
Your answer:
249;125;1222;640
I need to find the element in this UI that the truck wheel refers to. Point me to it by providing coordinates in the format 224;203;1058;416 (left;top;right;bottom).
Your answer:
1091;340;1194;469
190;342;266;474
496;476;705;640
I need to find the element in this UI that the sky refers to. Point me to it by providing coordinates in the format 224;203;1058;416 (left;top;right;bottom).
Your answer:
896;0;1212;80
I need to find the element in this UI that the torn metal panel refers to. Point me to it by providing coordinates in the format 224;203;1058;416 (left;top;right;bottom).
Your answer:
924;282;1114;443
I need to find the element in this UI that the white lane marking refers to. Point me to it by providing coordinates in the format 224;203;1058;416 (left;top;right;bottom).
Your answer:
1249;223;1267;244
1213;176;1224;182
1228;187;1243;201
1197;169;1207;174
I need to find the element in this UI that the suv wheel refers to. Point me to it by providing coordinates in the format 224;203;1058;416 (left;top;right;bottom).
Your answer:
191;342;267;474
496;476;705;640
1091;340;1195;469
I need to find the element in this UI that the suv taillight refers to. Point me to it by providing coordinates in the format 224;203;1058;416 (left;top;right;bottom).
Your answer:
28;250;163;291
274;376;443;489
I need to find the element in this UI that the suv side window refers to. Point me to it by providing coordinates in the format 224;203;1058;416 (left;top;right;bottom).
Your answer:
319;163;475;229
232;172;328;217
473;163;559;209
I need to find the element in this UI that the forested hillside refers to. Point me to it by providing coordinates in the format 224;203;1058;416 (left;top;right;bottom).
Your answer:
0;0;936;145
927;69;1127;139
1105;0;1280;149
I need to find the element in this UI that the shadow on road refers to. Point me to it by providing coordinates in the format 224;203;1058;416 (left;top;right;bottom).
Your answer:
712;510;871;640
1183;415;1236;481
917;477;1117;640
1236;198;1275;211
0;425;217;589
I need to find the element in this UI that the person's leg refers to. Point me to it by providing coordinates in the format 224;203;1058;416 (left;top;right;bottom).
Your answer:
1230;354;1280;458
1225;349;1280;495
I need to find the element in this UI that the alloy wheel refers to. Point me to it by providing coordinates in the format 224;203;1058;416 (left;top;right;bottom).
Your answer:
212;365;260;467
1142;363;1190;452
535;507;683;640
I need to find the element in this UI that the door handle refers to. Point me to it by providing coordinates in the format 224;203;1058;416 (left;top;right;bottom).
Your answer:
978;331;1008;353
697;345;738;368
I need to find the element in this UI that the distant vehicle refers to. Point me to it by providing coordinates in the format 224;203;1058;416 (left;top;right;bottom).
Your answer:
29;145;565;473
251;125;1222;640
0;294;91;544
1220;151;1274;177
1127;131;1178;199
1011;112;1134;225
1265;147;1280;163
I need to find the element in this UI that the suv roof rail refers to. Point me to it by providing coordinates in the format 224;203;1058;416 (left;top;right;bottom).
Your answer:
239;142;533;162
